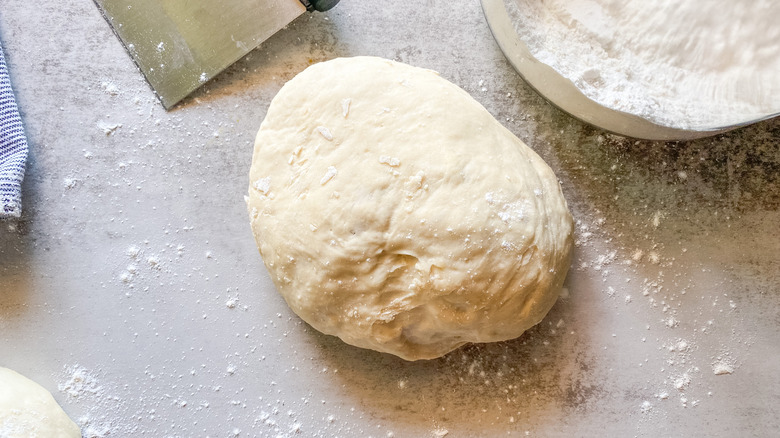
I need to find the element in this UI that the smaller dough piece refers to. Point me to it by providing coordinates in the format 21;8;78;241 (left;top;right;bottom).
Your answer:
0;367;81;438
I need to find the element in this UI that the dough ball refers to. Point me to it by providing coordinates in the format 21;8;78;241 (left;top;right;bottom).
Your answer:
247;57;574;360
0;367;80;438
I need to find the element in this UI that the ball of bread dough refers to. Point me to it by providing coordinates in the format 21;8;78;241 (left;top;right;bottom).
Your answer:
247;57;574;360
0;367;81;437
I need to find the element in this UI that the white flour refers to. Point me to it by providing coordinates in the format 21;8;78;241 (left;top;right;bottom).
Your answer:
508;0;780;129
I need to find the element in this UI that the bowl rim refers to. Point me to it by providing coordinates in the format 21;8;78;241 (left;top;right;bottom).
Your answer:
480;0;777;141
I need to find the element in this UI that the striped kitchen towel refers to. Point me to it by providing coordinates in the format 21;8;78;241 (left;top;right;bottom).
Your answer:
0;42;28;219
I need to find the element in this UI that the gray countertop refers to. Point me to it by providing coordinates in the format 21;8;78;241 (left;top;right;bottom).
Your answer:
1;1;778;437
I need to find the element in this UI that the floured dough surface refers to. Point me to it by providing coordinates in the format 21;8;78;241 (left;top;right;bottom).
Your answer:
0;367;81;438
247;57;574;360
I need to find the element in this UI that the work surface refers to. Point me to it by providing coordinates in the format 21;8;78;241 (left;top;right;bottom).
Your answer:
1;1;778;436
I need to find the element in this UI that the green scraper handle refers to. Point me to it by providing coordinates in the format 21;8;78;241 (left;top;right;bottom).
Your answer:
301;0;340;12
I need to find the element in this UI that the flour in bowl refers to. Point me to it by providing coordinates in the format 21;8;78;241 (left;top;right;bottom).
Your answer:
508;0;780;129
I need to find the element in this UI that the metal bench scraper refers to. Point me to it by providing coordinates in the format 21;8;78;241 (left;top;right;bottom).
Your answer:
93;0;339;109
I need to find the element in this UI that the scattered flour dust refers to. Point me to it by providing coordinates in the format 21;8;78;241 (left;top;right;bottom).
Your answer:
712;360;734;376
100;80;120;96
59;365;103;398
711;352;736;375
508;0;780;129
63;178;78;189
571;207;749;419
431;427;449;437
58;365;131;438
97;120;122;136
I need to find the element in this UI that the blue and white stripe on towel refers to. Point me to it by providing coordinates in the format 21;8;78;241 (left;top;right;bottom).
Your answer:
0;42;28;219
